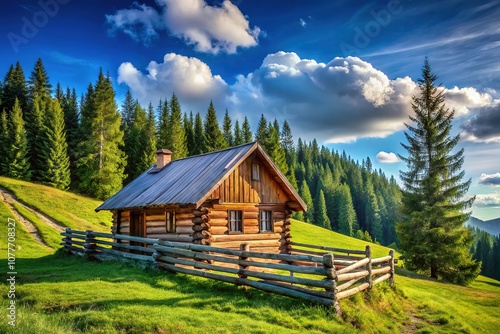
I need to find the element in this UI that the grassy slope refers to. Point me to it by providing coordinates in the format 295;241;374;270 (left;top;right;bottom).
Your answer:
0;177;499;333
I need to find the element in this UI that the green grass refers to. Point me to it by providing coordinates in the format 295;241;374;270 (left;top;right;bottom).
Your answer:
0;177;111;232
0;177;499;333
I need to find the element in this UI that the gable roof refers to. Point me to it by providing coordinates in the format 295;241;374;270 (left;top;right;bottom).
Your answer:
96;142;306;212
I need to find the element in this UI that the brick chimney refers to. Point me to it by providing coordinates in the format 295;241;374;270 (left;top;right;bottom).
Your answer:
156;149;172;169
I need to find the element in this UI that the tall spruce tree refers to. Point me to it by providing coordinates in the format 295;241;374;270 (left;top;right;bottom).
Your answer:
63;88;79;186
203;101;227;152
167;94;188;159
314;189;331;229
300;180;314;223
2;62;28;114
0;111;8;174
192;112;205;155
397;59;480;284
242;116;252;143
28;58;52;102
184;112;195;155
222;109;233;146
76;70;126;200
6;99;31;180
267;122;288;175
39;98;71;190
233;119;243;145
157;98;170;149
336;184;357;236
255;114;269;149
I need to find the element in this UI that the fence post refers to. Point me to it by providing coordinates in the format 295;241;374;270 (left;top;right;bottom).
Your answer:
63;227;72;251
239;243;250;291
323;253;340;316
84;230;96;258
389;249;395;287
365;245;372;289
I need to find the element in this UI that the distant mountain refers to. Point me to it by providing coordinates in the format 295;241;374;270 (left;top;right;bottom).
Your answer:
466;216;500;236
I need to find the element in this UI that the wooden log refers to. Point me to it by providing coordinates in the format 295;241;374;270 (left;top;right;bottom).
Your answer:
291;241;366;255
66;229;87;236
149;234;193;243
206;210;226;219
365;245;372;289
95;246;154;262
192;231;212;240
91;231;158;244
243;212;259;220
244;219;259;226
213;204;259;211
335;276;366;293
146;214;165;221
155;241;324;263
210;226;228;235
119;220;130;226
119;227;130;234
156;262;334;306
94;239;154;253
244;226;260;234
371;266;391;276
175;213;194;220
175;219;194;227
273;212;285;219
212;233;281;242
192;216;210;224
175;225;194;235
239;243;250;289
208;218;228;227
193;208;208;216
192;223;211;232
389;249;395;287
147;226;167;235
373;273;392;285
336;282;370;300
213;240;281;249
337;270;369;282
193;239;211;245
60;233;86;241
147;220;166;228
371;255;392;264
336;258;370;275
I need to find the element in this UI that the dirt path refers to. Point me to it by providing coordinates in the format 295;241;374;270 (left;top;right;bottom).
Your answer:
0;187;65;248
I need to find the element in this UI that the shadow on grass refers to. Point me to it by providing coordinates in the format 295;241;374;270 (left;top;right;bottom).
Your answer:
475;277;500;289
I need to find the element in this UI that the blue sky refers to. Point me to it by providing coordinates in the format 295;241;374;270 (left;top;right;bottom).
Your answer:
2;0;500;220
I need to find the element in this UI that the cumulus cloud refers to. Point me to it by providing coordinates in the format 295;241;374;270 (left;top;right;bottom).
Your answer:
376;151;401;164
107;0;260;53
106;2;164;46
231;52;418;143
117;53;230;111
474;192;500;207
444;86;493;116
461;104;500;142
479;173;500;186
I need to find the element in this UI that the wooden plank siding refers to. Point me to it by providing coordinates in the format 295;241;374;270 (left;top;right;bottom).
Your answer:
208;155;291;204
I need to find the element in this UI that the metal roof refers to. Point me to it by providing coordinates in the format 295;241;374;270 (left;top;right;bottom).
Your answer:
96;141;306;212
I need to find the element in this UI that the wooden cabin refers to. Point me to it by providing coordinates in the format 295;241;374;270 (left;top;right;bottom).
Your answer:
95;142;307;254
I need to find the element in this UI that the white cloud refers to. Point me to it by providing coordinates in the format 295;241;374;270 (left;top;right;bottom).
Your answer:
444;86;493;116
117;53;230;111
479;173;500;186
107;0;260;54
474;192;500;207
231;52;418;143
376;151;401;164
299;18;307;27
105;3;164;46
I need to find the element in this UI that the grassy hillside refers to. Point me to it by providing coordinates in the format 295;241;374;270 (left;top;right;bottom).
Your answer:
0;178;499;333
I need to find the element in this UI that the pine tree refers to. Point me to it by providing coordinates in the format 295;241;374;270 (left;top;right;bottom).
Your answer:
242;116;252;143
144;102;157;166
25;94;45;181
266;122;288;175
184;112;195;155
6;99;31;180
314;189;331;229
124;102;152;184
167;94;188;158
397;59;480;284
300;180;314;223
28;58;52;102
281;120;295;166
157;98;170;149
192;112;206;155
39;98;71;189
63;88;79;186
336;183;357;236
233;119;243;145
222;109;233;146
0;111;9;175
76;70;126;200
121;90;135;132
203;101;227;152
255;114;269;149
1;63;28;114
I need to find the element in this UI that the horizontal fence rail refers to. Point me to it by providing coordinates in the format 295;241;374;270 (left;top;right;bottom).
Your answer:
61;229;395;315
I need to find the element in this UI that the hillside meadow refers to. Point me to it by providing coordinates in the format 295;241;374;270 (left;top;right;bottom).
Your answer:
0;177;499;333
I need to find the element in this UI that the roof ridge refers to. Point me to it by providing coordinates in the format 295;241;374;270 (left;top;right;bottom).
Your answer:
160;141;257;164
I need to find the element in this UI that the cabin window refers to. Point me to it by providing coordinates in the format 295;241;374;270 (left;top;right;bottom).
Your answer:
252;163;260;181
228;210;243;233
166;211;176;233
259;210;273;232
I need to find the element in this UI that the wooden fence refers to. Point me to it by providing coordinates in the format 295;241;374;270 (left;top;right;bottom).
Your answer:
61;228;395;314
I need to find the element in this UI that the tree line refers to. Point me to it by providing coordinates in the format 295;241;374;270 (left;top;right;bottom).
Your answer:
0;58;403;246
471;228;500;281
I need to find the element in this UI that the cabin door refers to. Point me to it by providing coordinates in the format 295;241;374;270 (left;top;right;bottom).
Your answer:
130;211;146;250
